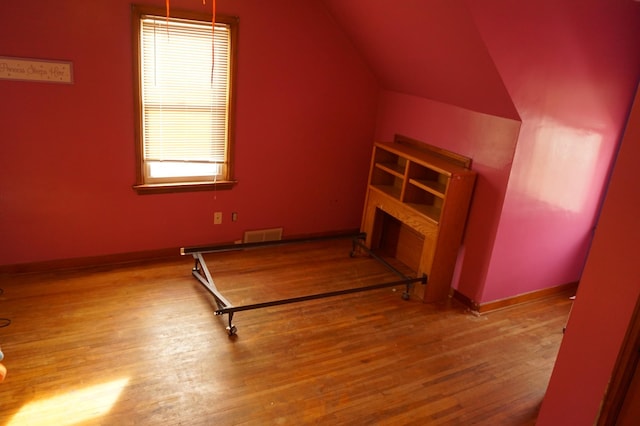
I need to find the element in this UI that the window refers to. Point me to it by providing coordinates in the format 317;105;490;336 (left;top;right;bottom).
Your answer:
132;5;238;194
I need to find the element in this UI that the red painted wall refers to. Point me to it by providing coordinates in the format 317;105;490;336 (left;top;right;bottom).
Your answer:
0;0;378;266
322;0;519;120
537;84;640;425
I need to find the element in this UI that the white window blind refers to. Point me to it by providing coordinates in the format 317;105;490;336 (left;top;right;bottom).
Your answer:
139;15;231;183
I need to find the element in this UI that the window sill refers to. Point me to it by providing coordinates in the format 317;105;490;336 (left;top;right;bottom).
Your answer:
133;180;237;195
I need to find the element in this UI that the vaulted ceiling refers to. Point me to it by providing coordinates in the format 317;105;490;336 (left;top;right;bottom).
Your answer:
321;0;520;120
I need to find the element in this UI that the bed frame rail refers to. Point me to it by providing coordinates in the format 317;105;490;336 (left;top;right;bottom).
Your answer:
182;233;427;336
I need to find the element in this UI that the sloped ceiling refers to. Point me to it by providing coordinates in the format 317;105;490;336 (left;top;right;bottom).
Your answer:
322;0;520;120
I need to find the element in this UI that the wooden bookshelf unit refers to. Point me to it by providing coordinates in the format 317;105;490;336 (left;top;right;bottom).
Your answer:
360;136;476;302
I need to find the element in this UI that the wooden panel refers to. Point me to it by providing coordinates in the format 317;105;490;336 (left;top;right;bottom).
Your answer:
366;189;439;235
395;134;473;169
395;223;424;272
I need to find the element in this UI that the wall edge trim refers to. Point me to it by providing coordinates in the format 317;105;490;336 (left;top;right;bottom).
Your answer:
452;281;579;314
0;248;182;274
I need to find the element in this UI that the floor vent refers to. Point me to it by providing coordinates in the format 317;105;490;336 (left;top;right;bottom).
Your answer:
243;227;283;244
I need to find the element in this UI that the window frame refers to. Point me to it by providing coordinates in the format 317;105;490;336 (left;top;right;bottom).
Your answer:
131;4;239;194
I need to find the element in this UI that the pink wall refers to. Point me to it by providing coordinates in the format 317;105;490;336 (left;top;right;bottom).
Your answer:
470;0;640;303
0;0;379;266
537;84;640;425
370;0;640;304
374;92;521;302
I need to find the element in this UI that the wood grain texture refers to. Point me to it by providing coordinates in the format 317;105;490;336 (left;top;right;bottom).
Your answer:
0;239;572;425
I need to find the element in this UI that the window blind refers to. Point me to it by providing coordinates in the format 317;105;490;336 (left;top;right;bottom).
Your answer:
140;15;231;180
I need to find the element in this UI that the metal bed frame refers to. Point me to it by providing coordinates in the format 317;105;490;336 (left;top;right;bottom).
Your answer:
180;233;427;336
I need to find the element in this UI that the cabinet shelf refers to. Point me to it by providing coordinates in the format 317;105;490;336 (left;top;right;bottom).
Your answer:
408;178;446;198
371;184;402;200
375;162;405;178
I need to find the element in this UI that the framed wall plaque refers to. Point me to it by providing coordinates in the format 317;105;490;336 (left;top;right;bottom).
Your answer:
0;56;73;84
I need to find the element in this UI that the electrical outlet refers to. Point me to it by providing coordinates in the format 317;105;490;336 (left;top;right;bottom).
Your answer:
214;212;222;224
231;212;238;222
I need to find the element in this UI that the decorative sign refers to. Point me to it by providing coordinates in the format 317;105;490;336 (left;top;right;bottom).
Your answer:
0;56;73;84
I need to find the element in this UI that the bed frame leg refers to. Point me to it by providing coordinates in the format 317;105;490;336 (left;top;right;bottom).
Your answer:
402;274;428;300
402;279;413;300
192;257;201;274
226;312;237;336
350;233;366;257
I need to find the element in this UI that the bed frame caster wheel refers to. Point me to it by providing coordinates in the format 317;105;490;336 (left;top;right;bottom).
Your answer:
401;292;410;300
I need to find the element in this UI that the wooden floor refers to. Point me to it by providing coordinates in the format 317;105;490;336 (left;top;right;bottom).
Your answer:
0;238;572;425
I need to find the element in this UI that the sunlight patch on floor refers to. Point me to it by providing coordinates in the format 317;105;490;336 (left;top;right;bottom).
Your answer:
7;378;129;426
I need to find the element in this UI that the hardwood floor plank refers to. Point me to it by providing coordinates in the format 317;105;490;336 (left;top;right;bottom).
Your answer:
0;239;572;425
